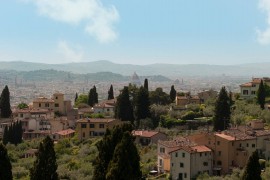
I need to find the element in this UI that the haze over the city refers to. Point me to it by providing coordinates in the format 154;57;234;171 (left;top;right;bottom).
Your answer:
1;0;270;65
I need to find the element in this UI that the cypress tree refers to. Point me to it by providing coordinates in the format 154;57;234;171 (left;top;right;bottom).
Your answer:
108;85;114;100
88;88;95;107
75;92;78;104
115;86;134;123
169;85;177;102
134;86;150;127
93;124;133;180
0;143;12;180
213;86;231;131
144;78;148;91
241;150;261;180
257;80;266;109
30;136;58;180
3;126;8;145
106;132;142;180
93;85;98;104
0;85;12;118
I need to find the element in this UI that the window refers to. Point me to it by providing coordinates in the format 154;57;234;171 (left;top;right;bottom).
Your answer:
171;163;174;167
217;161;222;166
99;124;105;128
252;144;256;148
159;159;162;166
218;151;221;156
82;132;85;138
217;141;220;145
180;163;184;168
208;141;211;145
240;143;242;147
45;103;49;107
20;114;23;118
55;96;58;99
205;152;207;156
107;108;110;112
252;84;256;87
246;143;249;147
182;153;185;158
203;162;208;166
243;90;249;95
81;124;86;128
232;142;234;146
39;103;41;107
55;103;59;107
184;173;187;178
175;152;178;157
160;147;165;153
251;91;256;95
90;124;95;128
200;152;202;157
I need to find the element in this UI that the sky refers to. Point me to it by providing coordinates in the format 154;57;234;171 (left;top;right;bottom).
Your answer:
0;0;270;65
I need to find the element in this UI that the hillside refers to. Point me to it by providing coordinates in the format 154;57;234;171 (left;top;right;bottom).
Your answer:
0;60;270;77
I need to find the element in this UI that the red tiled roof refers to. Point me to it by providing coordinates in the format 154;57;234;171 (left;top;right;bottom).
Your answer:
191;145;211;152
132;130;160;138
76;118;116;123
240;82;252;87
33;97;54;103
55;129;75;136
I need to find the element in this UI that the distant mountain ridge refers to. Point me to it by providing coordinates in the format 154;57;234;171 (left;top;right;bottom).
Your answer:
0;60;269;77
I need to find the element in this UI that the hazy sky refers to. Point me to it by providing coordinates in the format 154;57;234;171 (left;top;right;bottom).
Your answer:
1;0;270;65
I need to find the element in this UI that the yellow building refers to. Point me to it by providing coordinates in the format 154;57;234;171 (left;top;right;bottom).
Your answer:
32;92;71;115
76;118;122;141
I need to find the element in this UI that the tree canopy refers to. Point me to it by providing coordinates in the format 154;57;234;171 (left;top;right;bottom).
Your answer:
169;85;177;102
213;86;231;131
108;84;114;100
30;136;58;180
0;143;12;180
242;150;261;180
257;80;266;109
0;85;12;118
134;86;150;127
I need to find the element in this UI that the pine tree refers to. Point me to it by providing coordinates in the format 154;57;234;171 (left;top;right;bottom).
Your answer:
241;150;261;180
106;132;142;180
115;86;134;123
213;86;231;131
144;78;148;91
0;143;12;180
30;136;58;180
169;85;177;102
0;85;12;118
134;86;150;127
108;85;114;100
257;80;266;109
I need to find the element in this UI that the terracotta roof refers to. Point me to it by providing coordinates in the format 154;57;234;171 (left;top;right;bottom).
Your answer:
215;133;236;141
240;82;252;87
191;145;212;152
55;129;75;136
158;137;194;148
132;130;161;138
76;118;116;123
53;92;64;95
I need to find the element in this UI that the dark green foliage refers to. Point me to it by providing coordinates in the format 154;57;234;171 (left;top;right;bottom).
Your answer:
17;102;28;109
0;143;12;180
241;150;261;180
149;88;171;105
159;115;186;128
115;86;134;123
75;94;88;107
3;121;23;145
88;86;98;107
229;91;234;106
93;124;136;180
30;136;58;180
108;85;114;100
134;86;150;127
106;132;142;180
169;85;177;102
144;78;148;91
213;87;231;131
257;80;266;109
0;85;12;118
